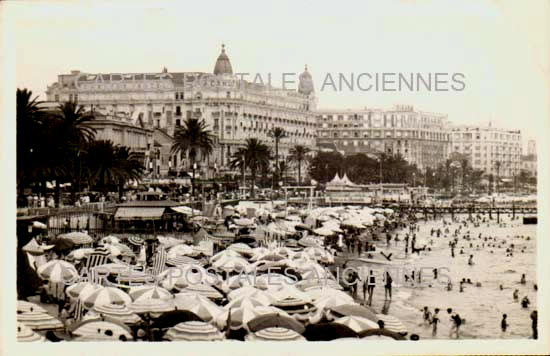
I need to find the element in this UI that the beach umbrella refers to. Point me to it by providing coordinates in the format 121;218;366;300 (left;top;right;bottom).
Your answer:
217;306;288;331
22;238;53;255
375;314;407;334
228;286;272;301
272;285;312;304
225;296;268;310
164;321;225;341
66;248;95;261
296;278;343;291
328;304;378;322
92;263;133;276
305;287;351;302
303;323;358;341
129;285;172;302
32;221;47;229
100;236;120;245
166;255;201;267
129;298;175;314
246;326;305;341
70;317;133;340
52;237;75;252
298;236;321;247
150;310;203;329
168;244;196;258
66;282;102;299
157;236;185;249
334;315;378;333
158;265;218;290
227;243;253;255
358;328;406;340
58;232;93;245
247;313;306;334
17;322;45;342
254;273;296;291
180;283;223;300
17;300;47;314
17;310;64;331
93;303;141;324
127;236;145;246
210;249;241;264
116;270;155;285
314;294;355;311
212;255;251;273
81;287;132;309
37;259;78;283
173;293;224;322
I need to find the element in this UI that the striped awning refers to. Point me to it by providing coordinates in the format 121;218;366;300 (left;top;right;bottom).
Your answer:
114;207;165;220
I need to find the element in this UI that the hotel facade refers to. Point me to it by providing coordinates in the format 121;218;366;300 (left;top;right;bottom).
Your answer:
45;45;318;177
449;124;522;178
315;105;452;171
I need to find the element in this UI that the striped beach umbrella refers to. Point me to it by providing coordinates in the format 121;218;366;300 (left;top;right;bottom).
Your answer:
216;305;287;331
70;318;133;340
129;298;176;314
81;287;132;309
17;311;64;331
166;255;201;267
37;259;79;283
17;322;45;342
127;236;145;246
116;270;155;285
164;321;225;341
228;287;277;305
334;316;379;333
245;327;305;341
129;285;172;302
314;294;356;312
58;232;93;245
93;303;141;324
375;314;407;334
66;282;102;299
225;296;269;309
173;293;223;322
17;300;47;314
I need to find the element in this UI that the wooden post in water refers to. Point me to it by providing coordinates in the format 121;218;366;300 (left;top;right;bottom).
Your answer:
497;208;500;224
468;205;472;220
512;203;515;220
432;205;436;220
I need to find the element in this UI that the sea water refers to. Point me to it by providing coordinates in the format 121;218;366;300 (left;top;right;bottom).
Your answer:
349;214;537;339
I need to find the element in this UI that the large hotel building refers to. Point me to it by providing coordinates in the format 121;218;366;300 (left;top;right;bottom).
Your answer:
316;105;451;171
45;45;318;177
450;124;522;178
44;45;524;180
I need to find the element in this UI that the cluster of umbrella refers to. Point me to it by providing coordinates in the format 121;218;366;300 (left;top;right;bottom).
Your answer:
18;205;407;341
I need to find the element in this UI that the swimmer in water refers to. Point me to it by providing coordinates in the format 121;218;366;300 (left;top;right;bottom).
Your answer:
468;255;474;266
520;274;526;284
501;314;508;332
521;296;530;308
513;289;519;301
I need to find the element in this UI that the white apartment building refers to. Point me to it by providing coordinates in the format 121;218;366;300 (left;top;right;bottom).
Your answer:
450;124;522;178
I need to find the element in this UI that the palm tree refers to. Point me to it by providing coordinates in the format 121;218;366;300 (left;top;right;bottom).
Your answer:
84;140;125;196
16;89;46;196
288;145;311;186
114;146;144;200
52;101;96;204
230;138;271;198
268;127;287;186
171;118;215;197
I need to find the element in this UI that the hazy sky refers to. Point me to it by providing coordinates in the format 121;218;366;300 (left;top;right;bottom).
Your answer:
9;0;549;146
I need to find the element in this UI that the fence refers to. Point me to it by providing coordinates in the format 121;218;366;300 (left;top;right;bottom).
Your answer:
17;202;117;217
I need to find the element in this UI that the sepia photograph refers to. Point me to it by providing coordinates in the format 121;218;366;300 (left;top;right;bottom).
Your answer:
1;0;549;355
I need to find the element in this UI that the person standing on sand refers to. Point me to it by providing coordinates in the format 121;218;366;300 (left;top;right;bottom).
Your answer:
530;310;537;339
384;271;392;300
367;270;376;306
501;314;508;333
430;308;440;337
